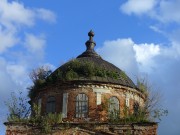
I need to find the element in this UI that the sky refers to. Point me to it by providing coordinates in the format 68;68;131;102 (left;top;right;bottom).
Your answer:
0;0;180;134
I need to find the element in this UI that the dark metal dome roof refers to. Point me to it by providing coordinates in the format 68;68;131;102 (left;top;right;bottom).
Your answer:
51;30;136;88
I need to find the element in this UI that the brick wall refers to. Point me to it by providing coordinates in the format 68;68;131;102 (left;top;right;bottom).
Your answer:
5;122;157;135
31;82;146;122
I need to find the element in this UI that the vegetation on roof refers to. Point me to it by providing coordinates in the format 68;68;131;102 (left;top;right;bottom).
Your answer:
52;59;122;80
28;60;129;98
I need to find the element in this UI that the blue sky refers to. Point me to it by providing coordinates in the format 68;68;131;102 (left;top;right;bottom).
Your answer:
0;0;180;134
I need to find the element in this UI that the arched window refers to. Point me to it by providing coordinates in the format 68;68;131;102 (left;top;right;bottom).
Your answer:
109;97;120;118
75;93;88;118
133;102;139;116
46;96;56;113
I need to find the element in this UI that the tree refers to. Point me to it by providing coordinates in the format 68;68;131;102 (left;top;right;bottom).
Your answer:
5;90;62;133
28;66;52;98
5;66;52;122
29;65;52;84
137;77;168;121
5;90;31;122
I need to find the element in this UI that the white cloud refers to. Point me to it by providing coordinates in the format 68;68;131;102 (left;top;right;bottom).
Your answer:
120;0;157;15
0;28;19;53
120;1;180;132
0;0;34;26
98;37;180;135
24;33;46;58
7;64;28;85
43;63;57;71
97;38;138;80
0;0;56;134
120;0;180;24
133;43;160;72
0;0;56;54
97;38;161;76
35;8;56;23
0;0;56;27
0;57;18;134
0;58;16;94
149;25;167;35
134;43;160;62
155;0;180;23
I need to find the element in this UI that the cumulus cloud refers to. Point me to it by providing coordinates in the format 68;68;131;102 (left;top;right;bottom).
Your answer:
24;33;46;59
120;0;157;15
97;38;161;78
35;8;56;23
6;64;28;85
154;0;180;23
0;58;17;94
0;0;56;89
0;0;34;26
0;28;19;53
134;43;160;62
120;0;180;24
97;37;180;135
97;38;138;79
0;0;56;134
133;43;160;72
0;0;56;27
120;1;180;133
0;0;56;54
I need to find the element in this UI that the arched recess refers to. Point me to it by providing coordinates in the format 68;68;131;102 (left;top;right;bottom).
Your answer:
75;93;88;118
109;96;120;118
46;96;56;113
133;101;139;116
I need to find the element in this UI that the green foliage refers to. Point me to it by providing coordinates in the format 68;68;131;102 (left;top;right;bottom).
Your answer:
28;60;129;98
102;97;150;124
118;105;149;124
136;77;168;122
102;97;121;123
30;104;63;133
45;113;63;125
120;71;128;80
123;105;129;119
29;66;52;84
37;113;62;133
5;92;63;134
65;70;79;80
57;59;123;80
5;90;30;122
108;110;120;123
63;59;93;78
152;109;168;121
30;112;63;133
64;60;95;78
126;129;131;135
28;66;52;98
137;78;148;94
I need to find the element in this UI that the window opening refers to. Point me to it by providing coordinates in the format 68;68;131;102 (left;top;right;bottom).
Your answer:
75;93;88;118
46;96;56;113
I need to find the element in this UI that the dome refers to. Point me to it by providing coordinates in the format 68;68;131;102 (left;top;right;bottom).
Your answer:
28;30;146;126
49;30;136;88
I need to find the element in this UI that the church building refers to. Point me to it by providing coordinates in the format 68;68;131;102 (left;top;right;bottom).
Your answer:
5;30;158;135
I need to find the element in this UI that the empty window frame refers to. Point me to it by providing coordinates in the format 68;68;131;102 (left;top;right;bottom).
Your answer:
75;93;88;118
109;96;120;118
133;102;139;116
46;96;56;113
